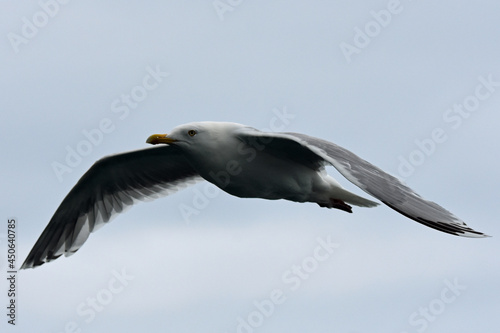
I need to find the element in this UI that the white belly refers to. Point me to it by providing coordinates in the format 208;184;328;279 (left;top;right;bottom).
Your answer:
200;151;318;201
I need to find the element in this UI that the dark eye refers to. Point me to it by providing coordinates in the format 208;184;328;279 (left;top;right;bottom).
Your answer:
187;130;197;137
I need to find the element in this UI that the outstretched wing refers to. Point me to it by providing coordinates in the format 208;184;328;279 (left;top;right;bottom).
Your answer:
236;127;488;238
22;145;201;269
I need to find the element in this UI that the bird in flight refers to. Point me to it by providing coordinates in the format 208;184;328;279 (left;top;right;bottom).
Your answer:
21;122;488;269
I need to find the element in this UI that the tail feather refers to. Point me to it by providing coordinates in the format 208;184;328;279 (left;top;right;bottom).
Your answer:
335;187;379;208
313;174;379;210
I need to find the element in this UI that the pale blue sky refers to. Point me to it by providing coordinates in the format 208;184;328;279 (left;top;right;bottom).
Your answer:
1;1;499;332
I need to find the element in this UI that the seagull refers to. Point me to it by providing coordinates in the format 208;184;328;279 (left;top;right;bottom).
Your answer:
21;121;488;269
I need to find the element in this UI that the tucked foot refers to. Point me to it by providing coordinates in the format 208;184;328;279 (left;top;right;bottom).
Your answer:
317;198;353;213
330;198;353;213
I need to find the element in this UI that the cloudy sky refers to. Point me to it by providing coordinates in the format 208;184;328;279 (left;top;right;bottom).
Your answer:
1;1;500;332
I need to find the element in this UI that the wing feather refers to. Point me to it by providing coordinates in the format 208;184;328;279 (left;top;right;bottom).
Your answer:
22;145;200;269
286;132;488;238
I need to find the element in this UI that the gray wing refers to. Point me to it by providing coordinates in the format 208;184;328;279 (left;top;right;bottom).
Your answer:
237;127;488;238
22;145;201;269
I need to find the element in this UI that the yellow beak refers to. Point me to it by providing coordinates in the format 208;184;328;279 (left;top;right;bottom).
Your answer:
146;134;178;145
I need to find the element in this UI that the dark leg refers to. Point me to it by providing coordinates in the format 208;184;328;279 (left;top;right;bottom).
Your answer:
317;198;353;213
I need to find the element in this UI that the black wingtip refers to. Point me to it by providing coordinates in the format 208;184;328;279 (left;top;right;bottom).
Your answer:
381;201;489;238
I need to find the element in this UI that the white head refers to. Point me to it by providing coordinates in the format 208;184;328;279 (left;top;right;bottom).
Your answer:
146;121;246;153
